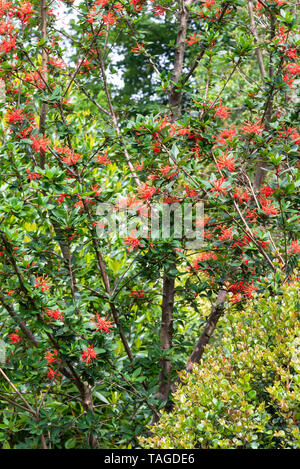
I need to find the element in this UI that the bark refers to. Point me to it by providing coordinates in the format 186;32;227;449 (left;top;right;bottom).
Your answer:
185;288;227;372
253;11;276;190
155;0;193;414
152;269;175;424
247;0;266;80
160;3;230;399
168;0;194;121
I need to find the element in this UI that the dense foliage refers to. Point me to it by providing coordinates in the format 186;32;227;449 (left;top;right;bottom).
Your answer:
141;277;300;449
0;0;299;449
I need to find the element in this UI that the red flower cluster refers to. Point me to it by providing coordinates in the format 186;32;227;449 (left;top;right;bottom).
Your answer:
210;176;231;197
242;120;264;135
56;146;81;165
185;185;198;198
216;151;236;172
8;331;22;344
95;151;111;165
131;42;144;54
94;313;113;333
45;350;59;365
259;192;279;216
16;2;34;24
35;274;51;291
187;33;200;46
232;187;251;204
214;102;231;119
190;251;218;271
124;232;142;251
31;135;50;153
47;368;62;381
26;168;42;180
137;183;158;201
81;345;97;365
228;281;259;303
5;110;25;125
45;309;64;322
130;289;145;298
288;239;300;255
215;125;237;146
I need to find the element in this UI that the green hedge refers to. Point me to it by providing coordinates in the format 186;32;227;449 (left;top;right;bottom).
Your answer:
140;278;300;449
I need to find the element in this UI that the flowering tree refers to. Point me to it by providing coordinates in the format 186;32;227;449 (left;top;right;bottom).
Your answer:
0;0;299;448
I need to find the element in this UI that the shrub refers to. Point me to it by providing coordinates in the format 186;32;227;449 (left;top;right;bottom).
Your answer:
140;278;300;449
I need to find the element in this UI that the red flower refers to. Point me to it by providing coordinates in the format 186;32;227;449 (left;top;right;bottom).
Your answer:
94;313;113;333
163;196;181;204
55;193;67;205
159;164;178;180
0;36;16;55
45;308;64;321
131;42;144;54
228;280;258;300
62;153;81;165
113;2;123;12
283;47;298;60
0;19;14;35
231;293;242;304
243;282;258;298
31;135;50;153
81;345;97;365
219;226;233;241
45;350;59;365
210;176;230;197
260;199;279;216
86;6;98;23
8;332;22;344
215;125;237;146
154;6;165;16
216;151;235;172
124;232;142;251
288;239;300;255
185;185;198;198
285;63;300;76
246;209;258;222
24;71;45;89
0;0;12;14
26;168;42;180
232;187;251;204
17;2;34;23
102;11;116;25
151;142;161;153
137;183;158;201
242;120;264;135
91;184;101;196
96;0;108;6
283;63;300;88
260;186;274;197
190;251;218;271
214;103;231;119
35;274;51;291
47;368;61;381
130;289;145;298
187;33;200;46
5;110;25;125
56;146;81;165
95;151;111;165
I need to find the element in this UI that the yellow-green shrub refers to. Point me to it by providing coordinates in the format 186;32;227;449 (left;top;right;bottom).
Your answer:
140;279;300;449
